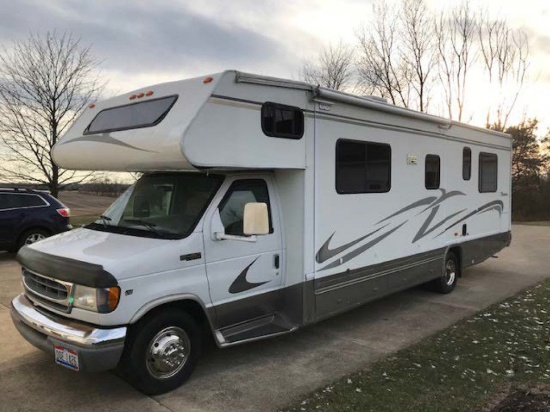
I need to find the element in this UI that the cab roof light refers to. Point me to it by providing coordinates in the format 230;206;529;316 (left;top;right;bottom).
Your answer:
145;91;154;96
137;92;145;98
129;94;137;100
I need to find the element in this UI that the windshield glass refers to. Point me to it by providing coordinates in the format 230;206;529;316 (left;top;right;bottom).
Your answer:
87;173;223;239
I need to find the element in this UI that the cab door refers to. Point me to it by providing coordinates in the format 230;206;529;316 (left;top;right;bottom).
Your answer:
203;176;283;329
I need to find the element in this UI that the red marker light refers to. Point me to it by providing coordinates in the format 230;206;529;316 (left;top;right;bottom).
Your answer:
137;92;145;98
129;95;137;100
203;77;213;84
145;91;154;96
89;104;95;109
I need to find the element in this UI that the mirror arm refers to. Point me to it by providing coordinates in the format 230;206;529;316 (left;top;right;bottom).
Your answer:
214;233;258;243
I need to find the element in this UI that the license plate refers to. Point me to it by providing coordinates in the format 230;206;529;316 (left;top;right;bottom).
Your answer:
54;345;80;371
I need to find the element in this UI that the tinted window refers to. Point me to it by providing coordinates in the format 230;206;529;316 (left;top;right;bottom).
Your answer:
261;102;304;139
336;140;391;194
425;154;440;189
85;95;178;135
463;147;471;180
0;194;46;209
219;180;273;236
479;152;498;192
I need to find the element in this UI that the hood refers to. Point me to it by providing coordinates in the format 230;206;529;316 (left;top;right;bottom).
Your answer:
24;227;202;282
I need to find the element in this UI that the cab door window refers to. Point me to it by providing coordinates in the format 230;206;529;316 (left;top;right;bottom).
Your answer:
218;180;273;236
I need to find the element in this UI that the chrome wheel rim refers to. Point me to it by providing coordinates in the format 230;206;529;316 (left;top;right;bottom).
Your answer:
25;233;46;245
445;259;456;286
146;326;190;379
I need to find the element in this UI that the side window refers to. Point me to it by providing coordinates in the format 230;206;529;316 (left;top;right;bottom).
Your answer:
463;147;471;180
11;194;47;208
0;194;10;210
261;102;304;139
479;152;498;192
425;154;440;189
335;139;391;194
219;180;273;236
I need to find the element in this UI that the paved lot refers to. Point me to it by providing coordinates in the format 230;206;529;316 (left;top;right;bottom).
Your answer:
0;225;549;412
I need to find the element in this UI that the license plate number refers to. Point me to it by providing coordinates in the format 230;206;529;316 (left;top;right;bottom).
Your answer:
54;345;80;371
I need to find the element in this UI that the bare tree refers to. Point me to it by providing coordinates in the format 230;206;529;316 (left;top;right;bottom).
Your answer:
356;0;437;112
301;41;355;91
356;1;411;106
479;14;529;130
435;1;479;121
0;31;103;197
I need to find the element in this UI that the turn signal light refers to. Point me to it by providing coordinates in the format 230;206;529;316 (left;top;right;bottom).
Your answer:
107;287;121;312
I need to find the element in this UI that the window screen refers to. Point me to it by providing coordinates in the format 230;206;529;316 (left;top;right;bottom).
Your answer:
219;180;273;236
463;147;471;180
336;140;391;194
479;152;498;192
85;95;178;135
261;102;304;139
425;154;440;189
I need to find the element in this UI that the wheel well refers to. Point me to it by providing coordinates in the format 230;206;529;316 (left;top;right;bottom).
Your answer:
18;226;52;242
134;299;214;342
448;246;462;276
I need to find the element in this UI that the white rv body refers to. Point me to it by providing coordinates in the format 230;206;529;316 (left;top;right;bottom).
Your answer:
11;70;511;393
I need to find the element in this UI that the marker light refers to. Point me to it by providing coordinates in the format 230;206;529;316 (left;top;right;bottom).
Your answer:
137;92;145;98
203;76;213;83
145;91;154;96
89;104;95;109
129;94;137;100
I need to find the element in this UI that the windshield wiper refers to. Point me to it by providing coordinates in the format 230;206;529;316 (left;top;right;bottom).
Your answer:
98;215;112;227
122;219;162;236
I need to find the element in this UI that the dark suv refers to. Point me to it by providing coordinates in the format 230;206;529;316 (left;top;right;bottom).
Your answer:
0;188;72;252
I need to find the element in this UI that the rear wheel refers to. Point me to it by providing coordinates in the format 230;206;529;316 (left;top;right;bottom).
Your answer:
119;309;200;395
17;229;49;250
428;251;459;294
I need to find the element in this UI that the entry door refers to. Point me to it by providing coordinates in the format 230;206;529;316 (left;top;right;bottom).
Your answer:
203;177;283;329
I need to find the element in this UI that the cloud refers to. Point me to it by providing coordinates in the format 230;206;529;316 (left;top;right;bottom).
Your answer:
0;0;294;78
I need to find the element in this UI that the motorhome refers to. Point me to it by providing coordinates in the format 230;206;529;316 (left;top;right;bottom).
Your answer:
10;71;512;394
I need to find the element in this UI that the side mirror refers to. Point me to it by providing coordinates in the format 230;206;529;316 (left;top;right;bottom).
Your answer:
243;202;269;235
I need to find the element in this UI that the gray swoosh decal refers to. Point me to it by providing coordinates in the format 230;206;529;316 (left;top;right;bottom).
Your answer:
316;226;388;264
412;206;467;243
377;196;437;224
320;222;406;271
418;189;465;214
437;200;504;237
228;257;270;294
61;135;155;152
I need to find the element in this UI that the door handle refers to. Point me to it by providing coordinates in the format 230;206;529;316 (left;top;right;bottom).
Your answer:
273;254;280;269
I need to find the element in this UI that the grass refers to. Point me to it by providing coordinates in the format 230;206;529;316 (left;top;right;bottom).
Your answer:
284;279;550;412
514;221;550;227
69;214;99;227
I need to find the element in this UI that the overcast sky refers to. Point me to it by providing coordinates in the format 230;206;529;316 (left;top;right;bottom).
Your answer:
1;0;549;132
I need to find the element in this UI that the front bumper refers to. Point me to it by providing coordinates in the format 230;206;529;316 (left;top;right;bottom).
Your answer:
10;293;127;372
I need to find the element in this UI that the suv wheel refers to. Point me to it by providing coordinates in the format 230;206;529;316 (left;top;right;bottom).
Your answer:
18;229;49;250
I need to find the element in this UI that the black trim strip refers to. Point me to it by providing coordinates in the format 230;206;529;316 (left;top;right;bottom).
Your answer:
17;247;118;288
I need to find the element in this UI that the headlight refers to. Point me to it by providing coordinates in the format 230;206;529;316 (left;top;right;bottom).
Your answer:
72;285;120;313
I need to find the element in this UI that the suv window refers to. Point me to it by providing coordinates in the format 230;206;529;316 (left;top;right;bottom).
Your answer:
219;180;273;236
0;193;47;210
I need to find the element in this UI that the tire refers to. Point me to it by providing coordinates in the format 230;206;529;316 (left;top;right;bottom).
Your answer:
119;309;201;395
17;229;49;250
428;251;459;294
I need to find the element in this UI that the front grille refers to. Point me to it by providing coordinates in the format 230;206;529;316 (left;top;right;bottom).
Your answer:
23;270;69;301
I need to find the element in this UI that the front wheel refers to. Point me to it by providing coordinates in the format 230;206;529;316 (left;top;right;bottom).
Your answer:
428;251;459;294
119;309;201;395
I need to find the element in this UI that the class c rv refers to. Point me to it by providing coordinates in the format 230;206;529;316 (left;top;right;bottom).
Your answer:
10;71;512;394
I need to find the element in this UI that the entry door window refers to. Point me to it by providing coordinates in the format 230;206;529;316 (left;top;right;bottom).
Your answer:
218;180;273;236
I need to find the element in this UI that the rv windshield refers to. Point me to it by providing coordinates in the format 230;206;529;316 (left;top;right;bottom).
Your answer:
87;173;223;239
